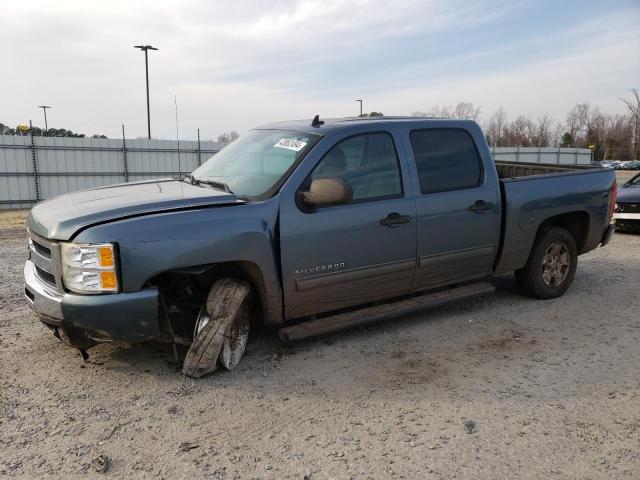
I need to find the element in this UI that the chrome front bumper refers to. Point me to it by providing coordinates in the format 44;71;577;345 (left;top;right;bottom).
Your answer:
614;212;640;220
24;260;64;323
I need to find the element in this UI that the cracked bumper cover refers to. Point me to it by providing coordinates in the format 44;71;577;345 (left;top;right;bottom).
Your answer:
24;260;162;343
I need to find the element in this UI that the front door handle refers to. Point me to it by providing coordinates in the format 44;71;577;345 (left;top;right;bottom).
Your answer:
468;200;493;213
380;212;412;226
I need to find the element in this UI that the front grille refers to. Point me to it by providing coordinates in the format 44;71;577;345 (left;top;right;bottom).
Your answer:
28;231;63;293
31;240;51;258
618;203;640;214
25;287;35;301
35;265;56;285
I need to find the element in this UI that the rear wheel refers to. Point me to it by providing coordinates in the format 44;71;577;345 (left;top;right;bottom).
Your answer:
182;278;253;378
515;226;577;299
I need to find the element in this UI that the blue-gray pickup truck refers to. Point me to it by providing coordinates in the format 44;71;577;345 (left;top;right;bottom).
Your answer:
24;117;617;377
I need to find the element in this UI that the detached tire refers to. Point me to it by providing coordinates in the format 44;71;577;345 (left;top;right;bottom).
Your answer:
182;278;253;378
515;226;577;299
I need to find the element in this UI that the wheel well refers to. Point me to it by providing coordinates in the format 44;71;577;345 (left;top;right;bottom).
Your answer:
538;211;590;253
149;261;268;333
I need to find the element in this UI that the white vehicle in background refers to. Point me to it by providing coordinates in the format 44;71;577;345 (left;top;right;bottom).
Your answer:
611;161;625;170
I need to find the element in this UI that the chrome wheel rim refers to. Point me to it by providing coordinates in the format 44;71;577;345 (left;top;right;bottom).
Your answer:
219;304;250;370
194;306;210;337
542;242;570;287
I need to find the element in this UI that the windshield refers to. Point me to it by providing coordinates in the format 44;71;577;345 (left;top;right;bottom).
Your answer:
192;129;321;197
625;173;640;188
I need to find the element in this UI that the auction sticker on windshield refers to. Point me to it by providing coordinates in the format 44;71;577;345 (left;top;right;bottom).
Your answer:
274;138;308;152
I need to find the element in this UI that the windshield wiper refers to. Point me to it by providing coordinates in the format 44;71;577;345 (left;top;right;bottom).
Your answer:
181;173;195;185
193;178;234;194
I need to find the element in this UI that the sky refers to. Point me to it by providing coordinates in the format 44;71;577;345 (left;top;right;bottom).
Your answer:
1;0;639;140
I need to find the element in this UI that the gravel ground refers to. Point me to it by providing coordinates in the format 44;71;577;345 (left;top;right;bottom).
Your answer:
1;209;639;480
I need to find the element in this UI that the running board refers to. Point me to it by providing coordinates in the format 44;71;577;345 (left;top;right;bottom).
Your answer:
279;281;495;342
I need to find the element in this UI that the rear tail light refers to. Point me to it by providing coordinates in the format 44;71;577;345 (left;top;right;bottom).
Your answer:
608;182;617;220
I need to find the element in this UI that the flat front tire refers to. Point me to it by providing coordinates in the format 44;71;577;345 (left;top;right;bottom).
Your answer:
515;226;578;299
182;278;252;378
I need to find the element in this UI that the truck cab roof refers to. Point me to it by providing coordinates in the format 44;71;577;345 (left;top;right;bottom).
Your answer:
257;116;479;135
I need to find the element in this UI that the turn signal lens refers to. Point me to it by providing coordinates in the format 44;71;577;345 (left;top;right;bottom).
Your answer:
99;246;115;267
100;271;118;290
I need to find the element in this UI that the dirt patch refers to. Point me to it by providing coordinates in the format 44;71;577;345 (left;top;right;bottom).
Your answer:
476;327;536;351
1;214;640;478
0;210;28;239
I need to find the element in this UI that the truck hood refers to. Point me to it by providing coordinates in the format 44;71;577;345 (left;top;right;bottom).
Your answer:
27;179;243;240
617;186;640;204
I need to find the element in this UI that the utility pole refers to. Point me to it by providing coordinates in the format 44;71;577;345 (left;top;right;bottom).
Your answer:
38;106;51;132
134;44;158;139
174;94;181;175
355;99;363;117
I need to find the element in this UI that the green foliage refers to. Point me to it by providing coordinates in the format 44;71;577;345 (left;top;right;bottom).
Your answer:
0;122;105;138
560;132;574;147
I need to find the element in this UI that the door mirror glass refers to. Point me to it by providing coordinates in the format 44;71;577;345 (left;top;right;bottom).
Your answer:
300;178;353;207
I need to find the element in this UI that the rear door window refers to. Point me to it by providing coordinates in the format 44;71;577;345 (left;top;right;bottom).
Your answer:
409;129;483;194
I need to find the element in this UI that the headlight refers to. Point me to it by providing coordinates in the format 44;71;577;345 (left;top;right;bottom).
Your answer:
61;243;118;293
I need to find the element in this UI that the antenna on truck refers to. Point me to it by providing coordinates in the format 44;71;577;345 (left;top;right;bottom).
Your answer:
311;115;324;127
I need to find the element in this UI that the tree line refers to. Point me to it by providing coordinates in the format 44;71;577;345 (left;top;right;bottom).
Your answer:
412;89;640;161
0;123;107;138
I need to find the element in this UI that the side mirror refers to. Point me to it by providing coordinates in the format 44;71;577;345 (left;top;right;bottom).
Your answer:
300;178;353;207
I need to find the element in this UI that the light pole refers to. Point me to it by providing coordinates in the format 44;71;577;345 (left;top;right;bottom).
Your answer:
134;44;158;139
355;99;363;117
38;105;51;132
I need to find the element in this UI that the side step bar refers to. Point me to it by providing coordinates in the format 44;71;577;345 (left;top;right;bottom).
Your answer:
279;281;495;342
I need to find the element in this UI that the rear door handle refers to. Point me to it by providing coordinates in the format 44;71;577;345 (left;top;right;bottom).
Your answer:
468;200;493;213
380;212;412;226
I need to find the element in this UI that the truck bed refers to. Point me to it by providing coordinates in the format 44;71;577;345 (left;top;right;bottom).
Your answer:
495;160;599;179
493;161;616;275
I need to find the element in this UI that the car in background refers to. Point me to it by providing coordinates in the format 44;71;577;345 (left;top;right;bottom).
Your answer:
615;172;640;232
601;160;640;170
624;160;640;170
611;161;625;170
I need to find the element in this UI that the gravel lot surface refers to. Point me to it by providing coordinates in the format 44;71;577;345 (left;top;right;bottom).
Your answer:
1;208;639;479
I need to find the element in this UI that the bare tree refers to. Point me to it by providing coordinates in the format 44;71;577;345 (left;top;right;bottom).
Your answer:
424;102;481;121
453;102;481;121
484;108;507;146
565;107;581;145
573;103;607;157
217;130;239;144
621;88;640;160
408;91;640;160
426;104;455;118
533;115;553;147
551;122;565;147
602;114;632;160
505;115;533;146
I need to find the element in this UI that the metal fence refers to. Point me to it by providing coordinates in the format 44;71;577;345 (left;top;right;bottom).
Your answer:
0;135;593;210
492;146;593;165
0;134;221;209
